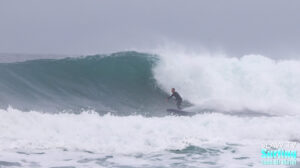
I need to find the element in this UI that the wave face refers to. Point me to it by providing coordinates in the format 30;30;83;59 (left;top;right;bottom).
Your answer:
0;52;167;114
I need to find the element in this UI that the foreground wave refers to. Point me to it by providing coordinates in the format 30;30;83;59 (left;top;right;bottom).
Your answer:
0;107;299;167
1;107;299;152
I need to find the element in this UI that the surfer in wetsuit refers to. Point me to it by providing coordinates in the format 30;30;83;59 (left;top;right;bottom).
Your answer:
167;88;182;109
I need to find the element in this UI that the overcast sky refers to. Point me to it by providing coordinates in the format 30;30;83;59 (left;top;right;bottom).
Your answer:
0;0;300;58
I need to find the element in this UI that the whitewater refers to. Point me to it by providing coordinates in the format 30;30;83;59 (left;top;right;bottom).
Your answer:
0;51;299;167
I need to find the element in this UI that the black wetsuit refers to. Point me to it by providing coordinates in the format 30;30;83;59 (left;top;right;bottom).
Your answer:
168;92;182;109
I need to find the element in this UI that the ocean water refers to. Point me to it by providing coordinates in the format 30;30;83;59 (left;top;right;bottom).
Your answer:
0;51;299;167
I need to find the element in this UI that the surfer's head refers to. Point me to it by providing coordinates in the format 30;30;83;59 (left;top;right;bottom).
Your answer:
171;88;175;93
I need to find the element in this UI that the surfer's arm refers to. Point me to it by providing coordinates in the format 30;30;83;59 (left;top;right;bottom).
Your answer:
167;93;174;100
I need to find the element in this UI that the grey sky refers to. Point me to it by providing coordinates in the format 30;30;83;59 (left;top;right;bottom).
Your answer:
0;0;300;58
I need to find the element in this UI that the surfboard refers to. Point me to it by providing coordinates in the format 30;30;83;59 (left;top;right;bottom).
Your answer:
166;109;196;116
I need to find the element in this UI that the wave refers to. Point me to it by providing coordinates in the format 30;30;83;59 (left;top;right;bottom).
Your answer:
1;50;300;167
1;50;300;115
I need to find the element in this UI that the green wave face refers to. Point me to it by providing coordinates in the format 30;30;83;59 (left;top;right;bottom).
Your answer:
0;52;169;115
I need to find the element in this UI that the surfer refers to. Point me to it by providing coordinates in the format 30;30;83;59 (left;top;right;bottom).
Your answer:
167;88;182;109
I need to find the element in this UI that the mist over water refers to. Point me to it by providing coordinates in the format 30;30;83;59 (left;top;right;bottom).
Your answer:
154;49;300;115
